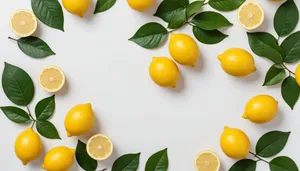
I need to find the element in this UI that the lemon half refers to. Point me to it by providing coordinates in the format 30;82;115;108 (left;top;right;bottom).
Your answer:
10;9;37;37
195;150;220;171
39;65;65;93
87;134;113;161
238;2;264;30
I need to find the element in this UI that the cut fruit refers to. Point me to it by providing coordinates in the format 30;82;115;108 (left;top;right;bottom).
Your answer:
39;66;65;93
86;134;113;161
10;9;37;37
195;150;220;171
238;1;264;30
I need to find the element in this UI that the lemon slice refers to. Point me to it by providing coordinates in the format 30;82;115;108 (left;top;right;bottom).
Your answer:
87;134;113;161
10;9;37;37
238;1;264;30
195;150;220;171
38;66;65;93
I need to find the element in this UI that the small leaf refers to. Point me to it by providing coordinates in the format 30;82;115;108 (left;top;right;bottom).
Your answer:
112;153;140;171
281;31;300;63
193;26;228;44
145;148;168;171
256;131;290;157
270;156;299;171
2;62;34;106
36;120;61;139
129;22;168;49
229;159;257;171
263;65;286;86
186;1;204;18
154;0;189;22
0;106;31;123
35;95;55;120
274;0;299;37
94;0;116;14
167;8;186;29
76;140;98;171
209;0;246;11
281;76;300;109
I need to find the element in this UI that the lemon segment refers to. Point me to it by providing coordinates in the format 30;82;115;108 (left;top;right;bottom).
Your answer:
62;0;91;17
10;9;37;37
195;150;220;171
126;0;154;11
39;65;65;93
87;134;114;160
238;2;264;30
42;146;75;171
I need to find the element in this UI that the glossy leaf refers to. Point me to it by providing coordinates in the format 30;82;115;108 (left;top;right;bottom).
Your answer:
76;140;98;171
36;120;61;139
167;8;186;29
35;95;55;120
263;65;286;86
209;0;245;11
94;0;116;13
0;106;31;123
112;153;140;171
281;76;300;109
281;31;300;63
229;159;257;171
154;0;189;22
193;26;228;44
145;148;168;171
270;156;299;171
186;1;204;18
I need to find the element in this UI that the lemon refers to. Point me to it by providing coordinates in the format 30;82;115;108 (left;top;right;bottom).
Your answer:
87;134;113;160
62;0;91;17
42;146;75;171
126;0;154;12
10;9;37;37
220;126;250;159
218;48;256;77
65;103;95;137
149;57;180;88
15;128;42;165
195;150;220;171
39;65;65;93
243;95;278;124
295;64;300;86
238;1;264;30
169;33;199;67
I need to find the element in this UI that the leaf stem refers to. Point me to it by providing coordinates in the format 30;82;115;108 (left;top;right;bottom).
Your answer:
282;64;295;76
249;152;269;164
26;106;36;127
8;37;17;41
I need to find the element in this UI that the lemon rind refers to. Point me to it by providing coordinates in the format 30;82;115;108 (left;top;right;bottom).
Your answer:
9;9;38;37
86;134;114;161
38;65;66;93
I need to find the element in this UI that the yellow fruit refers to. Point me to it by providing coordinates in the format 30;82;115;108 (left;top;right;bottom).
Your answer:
15;128;42;165
42;146;75;171
87;134;114;160
218;48;256;77
295;64;300;86
62;0;90;17
10;9;37;37
149;57;180;88
65;103;95;137
194;150;220;171
126;0;154;11
238;2;264;30
39;65;65;93
220;126;250;159
243;95;278;124
169;33;199;67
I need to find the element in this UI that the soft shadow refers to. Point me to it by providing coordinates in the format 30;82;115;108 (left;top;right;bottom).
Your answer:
83;0;97;22
28;140;46;170
99;147;119;169
56;78;69;96
142;0;160;15
185;50;205;73
167;72;185;93
260;108;284;129
32;23;42;37
79;114;102;141
236;69;260;82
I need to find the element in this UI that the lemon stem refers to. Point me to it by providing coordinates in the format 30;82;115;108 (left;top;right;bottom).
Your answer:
8;37;17;41
249;151;269;164
26;106;36;128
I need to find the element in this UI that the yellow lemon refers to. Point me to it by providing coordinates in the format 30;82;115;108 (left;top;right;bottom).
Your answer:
220;126;250;159
238;1;264;30
10;9;37;37
126;0;154;11
149;57;180;88
65;103;95;137
169;33;199;67
295;64;300;86
62;0;90;17
218;48;256;77
42;146;75;171
39;65;65;93
243;95;278;124
194;150;220;171
87;134;114;160
15;128;42;165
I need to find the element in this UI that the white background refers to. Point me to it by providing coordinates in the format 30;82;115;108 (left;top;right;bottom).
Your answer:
0;0;300;170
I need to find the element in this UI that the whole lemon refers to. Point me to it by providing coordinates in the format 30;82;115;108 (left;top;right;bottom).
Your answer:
243;95;278;124
169;33;199;67
218;48;256;76
42;146;75;171
62;0;90;17
149;57;180;88
65;103;95;137
126;0;154;11
295;64;300;86
15;128;42;165
220;126;250;159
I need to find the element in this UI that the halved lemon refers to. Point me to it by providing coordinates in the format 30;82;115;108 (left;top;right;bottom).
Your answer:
38;66;65;93
9;9;37;37
86;134;113;161
195;150;220;171
238;1;264;30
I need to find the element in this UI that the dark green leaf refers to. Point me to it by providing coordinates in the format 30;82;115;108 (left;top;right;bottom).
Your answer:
154;0;189;22
256;131;290;157
31;0;64;31
209;0;246;11
129;22;168;49
270;156;299;171
193;26;228;44
167;8;186;29
94;0;116;13
281;31;300;63
2;62;34;106
186;1;204;18
112;153;140;171
263;65;286;86
76;140;98;171
0;106;31;123
274;0;299;37
35;95;55;120
281;76;300;109
145;148;168;171
17;36;55;58
229;159;257;171
36;120;61;139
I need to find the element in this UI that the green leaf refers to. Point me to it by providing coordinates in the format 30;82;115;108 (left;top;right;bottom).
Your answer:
35;95;55;120
145;148;168;171
228;159;257;171
154;0;189;22
274;0;299;37
270;156;299;171
256;131;291;158
76;140;98;171
0;106;31;123
17;36;55;58
112;153;140;171
281;31;300;63
94;0;116;14
281;76;300;109
193;26;228;44
36;120;61;139
247;32;283;64
167;8;186;29
31;0;64;31
209;0;246;11
186;1;204;18
2;62;34;106
129;22;168;49
191;11;233;31
263;65;286;86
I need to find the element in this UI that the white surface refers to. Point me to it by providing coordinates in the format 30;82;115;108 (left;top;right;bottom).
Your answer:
0;0;300;170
